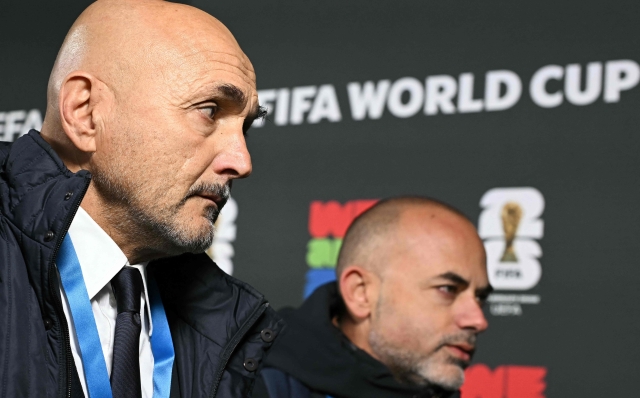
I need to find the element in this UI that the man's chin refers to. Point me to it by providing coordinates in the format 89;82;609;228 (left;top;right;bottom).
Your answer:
155;217;215;255
413;355;467;391
424;365;465;391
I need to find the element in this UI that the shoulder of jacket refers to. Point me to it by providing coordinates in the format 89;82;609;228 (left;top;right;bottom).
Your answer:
0;141;11;165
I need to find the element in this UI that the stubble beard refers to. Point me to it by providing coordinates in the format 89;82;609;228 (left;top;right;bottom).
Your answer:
91;160;229;258
368;298;475;391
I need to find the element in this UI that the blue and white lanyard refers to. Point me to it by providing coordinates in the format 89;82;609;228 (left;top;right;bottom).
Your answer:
57;234;175;398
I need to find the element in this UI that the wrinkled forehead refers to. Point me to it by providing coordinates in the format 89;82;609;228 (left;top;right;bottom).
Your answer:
139;26;257;104
75;2;257;100
389;212;488;282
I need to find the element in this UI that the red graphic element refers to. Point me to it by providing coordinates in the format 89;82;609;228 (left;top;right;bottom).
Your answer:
460;364;547;398
308;200;378;238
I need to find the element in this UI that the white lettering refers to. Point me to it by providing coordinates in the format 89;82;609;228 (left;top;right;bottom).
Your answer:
308;84;342;123
275;88;290;126
387;77;424;118
490;303;523;316
347;80;390;120
457;73;483;113
425;75;457;115
487;294;541;304
604;59;640;103
530;65;564;108
0;109;43;141
253;58;640;127
565;62;602;106
485;70;522;111
4;110;26;141
290;86;317;125
21;109;42;137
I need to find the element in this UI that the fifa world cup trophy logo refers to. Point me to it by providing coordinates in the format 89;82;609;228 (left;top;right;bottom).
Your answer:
500;202;523;262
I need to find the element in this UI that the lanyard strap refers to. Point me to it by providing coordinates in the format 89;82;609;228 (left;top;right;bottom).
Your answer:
147;274;175;397
57;234;175;398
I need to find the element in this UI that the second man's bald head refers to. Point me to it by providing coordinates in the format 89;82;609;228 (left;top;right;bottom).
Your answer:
336;196;472;280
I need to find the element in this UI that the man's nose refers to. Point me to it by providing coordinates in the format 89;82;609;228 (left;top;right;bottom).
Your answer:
211;132;252;180
455;297;489;333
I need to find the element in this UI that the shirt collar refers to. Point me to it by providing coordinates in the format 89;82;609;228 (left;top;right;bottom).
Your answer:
67;206;154;335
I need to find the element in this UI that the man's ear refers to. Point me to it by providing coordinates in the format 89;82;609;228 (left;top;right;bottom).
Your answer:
59;72;100;153
338;265;380;321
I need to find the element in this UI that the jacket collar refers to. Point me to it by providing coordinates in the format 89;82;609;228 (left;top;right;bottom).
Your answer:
0;130;91;310
264;282;457;398
150;252;268;345
149;252;271;396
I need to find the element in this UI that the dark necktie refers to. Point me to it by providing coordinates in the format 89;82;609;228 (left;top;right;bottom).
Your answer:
110;267;143;398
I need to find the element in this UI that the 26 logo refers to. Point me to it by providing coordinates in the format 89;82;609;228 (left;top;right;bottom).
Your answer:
478;188;545;290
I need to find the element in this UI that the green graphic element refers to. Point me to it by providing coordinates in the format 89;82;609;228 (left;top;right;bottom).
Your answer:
306;238;343;268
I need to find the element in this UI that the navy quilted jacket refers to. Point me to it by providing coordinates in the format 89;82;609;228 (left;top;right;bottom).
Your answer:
0;131;283;398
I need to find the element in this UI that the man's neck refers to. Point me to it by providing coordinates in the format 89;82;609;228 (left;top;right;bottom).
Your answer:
80;187;169;264
333;315;381;362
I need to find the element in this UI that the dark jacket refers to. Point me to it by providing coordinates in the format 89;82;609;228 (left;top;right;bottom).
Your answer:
0;131;283;398
253;282;459;398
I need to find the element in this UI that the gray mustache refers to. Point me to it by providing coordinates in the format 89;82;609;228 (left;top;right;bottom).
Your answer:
437;333;477;353
182;183;230;209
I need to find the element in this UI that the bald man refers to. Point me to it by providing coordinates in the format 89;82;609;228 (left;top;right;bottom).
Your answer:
254;197;491;398
0;1;282;397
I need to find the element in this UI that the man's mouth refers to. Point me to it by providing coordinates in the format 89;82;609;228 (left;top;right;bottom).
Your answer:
184;183;230;212
444;344;475;362
196;193;226;210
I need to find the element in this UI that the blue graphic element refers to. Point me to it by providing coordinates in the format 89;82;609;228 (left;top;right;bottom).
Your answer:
304;268;336;298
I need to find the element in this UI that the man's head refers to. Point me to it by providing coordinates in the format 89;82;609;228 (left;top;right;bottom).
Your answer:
40;0;263;262
335;197;491;391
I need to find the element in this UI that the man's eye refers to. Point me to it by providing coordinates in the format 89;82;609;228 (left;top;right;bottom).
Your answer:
198;105;218;119
438;285;457;294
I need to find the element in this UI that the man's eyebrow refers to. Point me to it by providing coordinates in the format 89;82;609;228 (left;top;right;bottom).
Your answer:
216;83;246;105
436;272;469;286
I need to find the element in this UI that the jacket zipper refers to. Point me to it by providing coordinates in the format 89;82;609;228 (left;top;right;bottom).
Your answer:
48;176;91;398
209;302;269;398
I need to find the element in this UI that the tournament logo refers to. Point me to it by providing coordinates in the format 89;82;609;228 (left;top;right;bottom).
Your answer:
478;187;544;316
205;196;238;275
304;199;378;297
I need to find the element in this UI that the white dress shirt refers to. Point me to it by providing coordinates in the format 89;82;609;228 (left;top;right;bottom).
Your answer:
59;207;154;398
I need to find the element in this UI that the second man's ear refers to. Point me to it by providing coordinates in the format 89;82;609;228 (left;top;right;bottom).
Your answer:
338;265;380;322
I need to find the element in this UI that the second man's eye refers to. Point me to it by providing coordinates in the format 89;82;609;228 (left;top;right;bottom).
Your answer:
438;285;458;294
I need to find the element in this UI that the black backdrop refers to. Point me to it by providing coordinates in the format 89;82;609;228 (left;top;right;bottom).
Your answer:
1;1;639;396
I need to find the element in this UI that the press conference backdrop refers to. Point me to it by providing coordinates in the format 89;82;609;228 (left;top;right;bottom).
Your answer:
2;1;638;396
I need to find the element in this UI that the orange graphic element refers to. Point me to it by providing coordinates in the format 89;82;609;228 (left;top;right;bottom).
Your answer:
461;364;546;398
308;200;378;238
